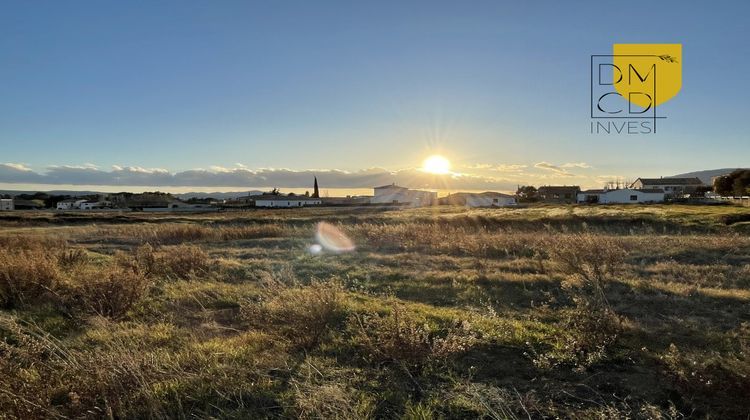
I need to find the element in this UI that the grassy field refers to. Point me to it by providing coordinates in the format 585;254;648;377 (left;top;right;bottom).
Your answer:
1;204;749;419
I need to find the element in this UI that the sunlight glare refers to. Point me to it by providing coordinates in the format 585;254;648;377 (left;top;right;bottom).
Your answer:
422;155;451;174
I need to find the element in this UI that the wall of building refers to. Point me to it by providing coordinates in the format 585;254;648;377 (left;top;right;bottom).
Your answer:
578;189;664;204
538;188;579;204
464;195;516;207
371;188;436;206
255;199;321;208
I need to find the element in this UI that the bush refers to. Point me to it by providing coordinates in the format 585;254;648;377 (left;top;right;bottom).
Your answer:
58;263;152;319
242;280;346;349
544;233;624;308
157;244;210;279
351;303;476;369
530;302;621;371
0;246;60;308
57;248;90;270
116;244;210;280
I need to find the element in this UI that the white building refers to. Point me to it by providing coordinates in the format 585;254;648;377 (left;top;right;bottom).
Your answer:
253;195;322;208
80;200;112;210
440;192;516;207
56;199;87;210
577;188;665;204
0;199;14;211
630;177;703;198
370;184;437;207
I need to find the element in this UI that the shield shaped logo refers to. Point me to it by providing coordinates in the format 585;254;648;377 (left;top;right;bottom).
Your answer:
612;44;681;109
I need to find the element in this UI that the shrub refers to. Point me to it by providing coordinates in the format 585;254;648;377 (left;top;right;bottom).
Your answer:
57;248;90;270
0;246;60;308
544;233;624;308
116;244;210;280
529;302;621;371
242;280;346;349
287;355;376;419
351;303;476;368
0;315;76;418
58;263;151;319
157;244;211;279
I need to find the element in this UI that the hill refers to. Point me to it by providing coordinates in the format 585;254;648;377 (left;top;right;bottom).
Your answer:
670;168;745;184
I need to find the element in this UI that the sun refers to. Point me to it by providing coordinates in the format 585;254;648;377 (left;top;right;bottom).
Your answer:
422;155;451;174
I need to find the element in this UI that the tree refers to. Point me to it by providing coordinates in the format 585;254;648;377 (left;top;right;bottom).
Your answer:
714;169;750;197
516;185;538;203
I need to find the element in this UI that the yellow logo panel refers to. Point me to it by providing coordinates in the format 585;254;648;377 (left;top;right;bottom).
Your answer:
612;44;681;108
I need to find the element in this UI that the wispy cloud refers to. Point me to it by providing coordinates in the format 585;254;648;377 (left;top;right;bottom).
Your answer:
492;164;528;172
533;161;592;177
534;161;569;175
561;162;592;169
1;163;33;172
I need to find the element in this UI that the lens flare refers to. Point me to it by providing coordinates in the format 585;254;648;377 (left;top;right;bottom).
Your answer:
315;222;355;253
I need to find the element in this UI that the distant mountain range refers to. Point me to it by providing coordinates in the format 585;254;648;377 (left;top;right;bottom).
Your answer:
670;168;746;185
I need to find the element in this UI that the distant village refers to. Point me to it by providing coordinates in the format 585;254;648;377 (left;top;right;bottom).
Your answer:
1;170;749;212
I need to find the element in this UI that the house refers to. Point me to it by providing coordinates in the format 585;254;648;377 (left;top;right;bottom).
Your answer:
537;186;580;204
320;196;372;206
630;177;703;198
80;200;112;210
0;199;14;211
252;194;322;208
56;199;87;210
577;188;665;204
439;192;516;207
370;184;437;207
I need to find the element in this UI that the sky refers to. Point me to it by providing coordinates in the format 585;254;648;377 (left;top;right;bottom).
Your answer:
1;0;748;193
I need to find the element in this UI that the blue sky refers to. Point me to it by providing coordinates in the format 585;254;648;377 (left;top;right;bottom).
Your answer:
1;0;748;191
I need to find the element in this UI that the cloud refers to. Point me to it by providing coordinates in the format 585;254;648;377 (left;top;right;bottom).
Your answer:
464;163;493;170
561;162;592;169
0;163;519;191
2;163;33;172
492;164;527;172
0;163;44;183
464;163;527;173
533;161;592;177
534;161;569;175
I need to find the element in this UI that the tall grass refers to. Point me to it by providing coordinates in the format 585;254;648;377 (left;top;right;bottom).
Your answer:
96;223;288;245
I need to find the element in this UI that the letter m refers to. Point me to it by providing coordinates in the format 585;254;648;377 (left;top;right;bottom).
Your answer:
629;64;654;84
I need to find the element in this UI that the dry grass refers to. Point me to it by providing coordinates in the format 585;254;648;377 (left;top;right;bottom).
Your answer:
544;232;625;308
351;303;477;368
0;241;61;308
242;279;346;349
96;223;288;245
56;263;151;319
0;205;748;418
